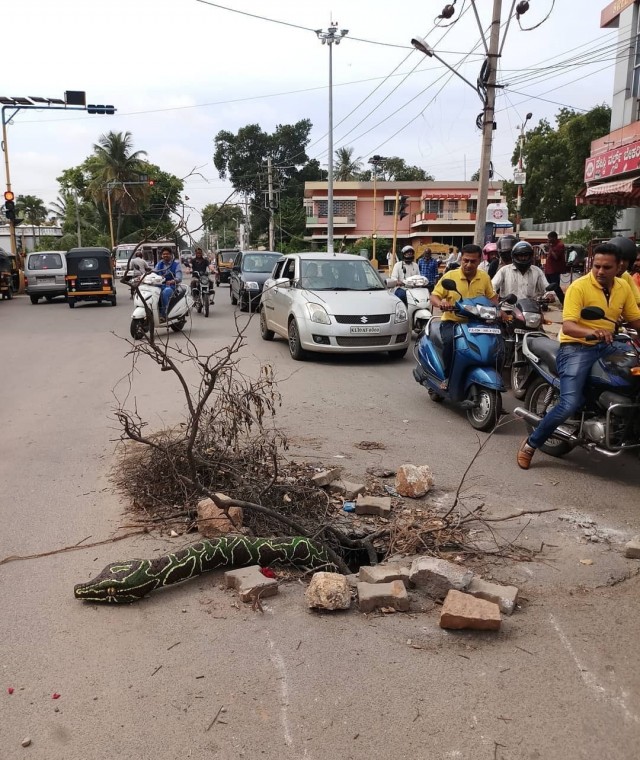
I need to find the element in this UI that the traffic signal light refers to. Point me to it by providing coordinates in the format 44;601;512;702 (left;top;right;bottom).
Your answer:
397;195;409;220
148;179;155;187
4;190;16;221
87;104;116;115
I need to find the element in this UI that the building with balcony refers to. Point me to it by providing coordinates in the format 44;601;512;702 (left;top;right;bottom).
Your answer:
578;0;640;235
304;180;508;251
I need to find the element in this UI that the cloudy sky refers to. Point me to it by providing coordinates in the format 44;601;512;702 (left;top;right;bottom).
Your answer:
3;0;621;234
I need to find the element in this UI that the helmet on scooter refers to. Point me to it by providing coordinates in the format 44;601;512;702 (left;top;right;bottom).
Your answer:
401;245;415;262
511;241;534;273
607;236;637;271
497;234;517;264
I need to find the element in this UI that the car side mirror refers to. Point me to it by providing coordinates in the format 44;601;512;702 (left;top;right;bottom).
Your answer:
384;278;394;287
545;283;556;292
440;278;458;291
274;277;290;288
581;306;605;320
232;265;241;271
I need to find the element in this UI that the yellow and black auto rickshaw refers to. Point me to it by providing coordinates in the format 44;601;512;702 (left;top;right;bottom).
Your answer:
0;251;15;300
66;247;117;308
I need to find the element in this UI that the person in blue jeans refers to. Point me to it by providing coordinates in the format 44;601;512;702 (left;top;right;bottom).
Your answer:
517;243;640;469
154;247;183;320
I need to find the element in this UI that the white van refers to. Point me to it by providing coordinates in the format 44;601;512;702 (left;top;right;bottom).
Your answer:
25;251;67;304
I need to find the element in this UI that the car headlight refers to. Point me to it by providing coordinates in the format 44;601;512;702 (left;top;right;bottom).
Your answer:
244;281;259;290
394;301;408;323
306;302;331;324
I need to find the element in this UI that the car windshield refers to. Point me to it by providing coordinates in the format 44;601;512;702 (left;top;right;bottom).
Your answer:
28;253;63;270
300;258;385;291
243;254;281;273
219;253;236;263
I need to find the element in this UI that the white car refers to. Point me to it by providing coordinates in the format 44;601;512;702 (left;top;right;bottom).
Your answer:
259;253;409;360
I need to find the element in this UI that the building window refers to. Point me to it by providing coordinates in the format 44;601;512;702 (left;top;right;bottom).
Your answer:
304;202;314;218
424;200;443;214
466;199;478;214
316;199;356;218
383;200;395;215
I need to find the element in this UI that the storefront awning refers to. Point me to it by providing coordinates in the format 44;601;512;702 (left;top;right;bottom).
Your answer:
576;177;640;206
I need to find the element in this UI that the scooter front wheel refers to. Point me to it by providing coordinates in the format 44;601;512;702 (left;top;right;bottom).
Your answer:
466;386;501;432
427;388;445;403
130;317;147;340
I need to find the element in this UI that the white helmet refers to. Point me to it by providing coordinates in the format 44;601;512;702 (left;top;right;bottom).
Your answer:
401;245;415;261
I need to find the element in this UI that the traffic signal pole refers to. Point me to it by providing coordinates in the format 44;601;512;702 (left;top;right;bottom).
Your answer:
1;115;18;258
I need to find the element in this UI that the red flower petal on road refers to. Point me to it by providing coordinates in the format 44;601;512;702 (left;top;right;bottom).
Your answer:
7;687;14;694
52;693;61;699
260;567;276;578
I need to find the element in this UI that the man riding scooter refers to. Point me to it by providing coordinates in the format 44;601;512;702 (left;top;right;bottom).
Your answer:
154;247;183;321
389;246;420;305
430;244;498;389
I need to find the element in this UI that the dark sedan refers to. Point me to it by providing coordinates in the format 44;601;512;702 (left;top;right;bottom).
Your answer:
229;251;282;311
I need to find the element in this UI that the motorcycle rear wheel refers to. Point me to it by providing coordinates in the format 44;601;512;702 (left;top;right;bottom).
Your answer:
466;385;501;432
510;364;529;400
524;377;574;457
204;295;209;317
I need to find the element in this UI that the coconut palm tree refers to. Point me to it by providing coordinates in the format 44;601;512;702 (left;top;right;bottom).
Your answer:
334;147;363;181
88;131;148;242
16;194;48;225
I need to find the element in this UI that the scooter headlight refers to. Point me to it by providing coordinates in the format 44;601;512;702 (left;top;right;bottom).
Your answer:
524;312;542;328
477;305;498;320
394;301;408;323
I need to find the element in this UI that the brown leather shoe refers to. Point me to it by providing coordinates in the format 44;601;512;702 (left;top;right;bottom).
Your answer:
517;439;535;470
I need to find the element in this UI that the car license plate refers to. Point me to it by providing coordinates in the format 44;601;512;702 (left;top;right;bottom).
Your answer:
514;328;528;335
350;325;381;334
468;326;501;334
39;276;55;282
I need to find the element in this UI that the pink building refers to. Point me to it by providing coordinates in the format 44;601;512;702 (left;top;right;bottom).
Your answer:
304;180;507;250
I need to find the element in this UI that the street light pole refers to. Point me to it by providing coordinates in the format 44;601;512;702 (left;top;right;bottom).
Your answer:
316;24;348;255
515;112;532;239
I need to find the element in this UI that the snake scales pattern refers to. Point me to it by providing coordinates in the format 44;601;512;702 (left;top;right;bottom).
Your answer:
73;536;337;604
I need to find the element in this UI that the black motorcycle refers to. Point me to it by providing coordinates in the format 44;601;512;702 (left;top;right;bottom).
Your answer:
192;273;214;317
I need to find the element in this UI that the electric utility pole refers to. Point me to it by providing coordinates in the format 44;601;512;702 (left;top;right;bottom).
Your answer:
267;156;275;251
473;0;502;246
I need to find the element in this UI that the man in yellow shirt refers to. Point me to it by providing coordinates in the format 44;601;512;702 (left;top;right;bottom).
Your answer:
517;243;640;469
431;244;497;386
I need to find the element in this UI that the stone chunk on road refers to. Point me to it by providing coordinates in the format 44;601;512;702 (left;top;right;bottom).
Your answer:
355;495;392;517
358;562;411;586
328;480;366;500
357;580;409;613
395;464;434;498
409;557;473;599
440;590;501;631
305;572;352;610
624;536;640;559
466;577;518;615
197;496;243;539
311;468;343;487
224;565;278;603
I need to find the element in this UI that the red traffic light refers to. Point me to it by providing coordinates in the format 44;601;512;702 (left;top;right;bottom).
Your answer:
148;180;155;186
4;190;15;202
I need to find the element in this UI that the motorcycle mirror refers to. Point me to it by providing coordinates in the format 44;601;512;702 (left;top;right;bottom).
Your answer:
581;306;605;320
504;293;518;305
544;283;556;291
440;278;458;291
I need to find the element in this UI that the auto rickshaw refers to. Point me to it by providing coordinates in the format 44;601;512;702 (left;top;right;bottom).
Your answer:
215;248;240;286
66;247;117;308
0;251;14;300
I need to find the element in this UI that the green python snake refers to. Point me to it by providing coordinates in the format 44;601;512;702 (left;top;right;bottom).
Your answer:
74;536;337;604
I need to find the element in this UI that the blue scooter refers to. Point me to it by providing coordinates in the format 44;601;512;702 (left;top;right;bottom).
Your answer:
412;279;515;431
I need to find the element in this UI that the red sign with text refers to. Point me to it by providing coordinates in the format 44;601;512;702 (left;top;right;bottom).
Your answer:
584;139;640;181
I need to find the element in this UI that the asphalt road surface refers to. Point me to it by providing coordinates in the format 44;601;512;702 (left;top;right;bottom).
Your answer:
2;283;639;759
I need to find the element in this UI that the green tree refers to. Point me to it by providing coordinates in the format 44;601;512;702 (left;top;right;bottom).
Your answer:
359;157;434;182
15;194;48;224
334;147;363;181
509;104;617;232
202;202;244;248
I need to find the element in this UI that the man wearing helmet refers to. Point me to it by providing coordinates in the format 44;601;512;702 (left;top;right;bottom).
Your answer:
609;237;640;306
389;245;420;305
496;234;517;268
480;242;500;278
492;241;554;301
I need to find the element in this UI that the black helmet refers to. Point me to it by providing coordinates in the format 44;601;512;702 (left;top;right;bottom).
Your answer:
607;236;637;269
511;241;534;273
401;245;415;261
497;234;517;263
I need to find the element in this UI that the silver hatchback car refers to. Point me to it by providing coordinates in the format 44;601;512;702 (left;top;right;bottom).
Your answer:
259;253;409;360
25;251;67;304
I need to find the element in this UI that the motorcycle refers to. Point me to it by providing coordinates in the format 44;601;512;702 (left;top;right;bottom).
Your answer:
403;274;433;337
412;278;516;431
129;272;193;340
192;272;214;317
501;291;554;399
513;306;640;458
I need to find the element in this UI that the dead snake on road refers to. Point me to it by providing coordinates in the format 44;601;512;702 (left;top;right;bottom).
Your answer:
74;536;337;604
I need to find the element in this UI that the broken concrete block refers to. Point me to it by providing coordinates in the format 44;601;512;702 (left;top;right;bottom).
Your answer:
197;496;243;539
409;557;473;599
624;536;640;559
311;468;342;487
355;495;392;517
305;572;351;610
357;580;409;613
440;590;501;631
224;565;278;603
395;464;434;498
466;578;518;615
327;480;366;500
358;562;411;586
